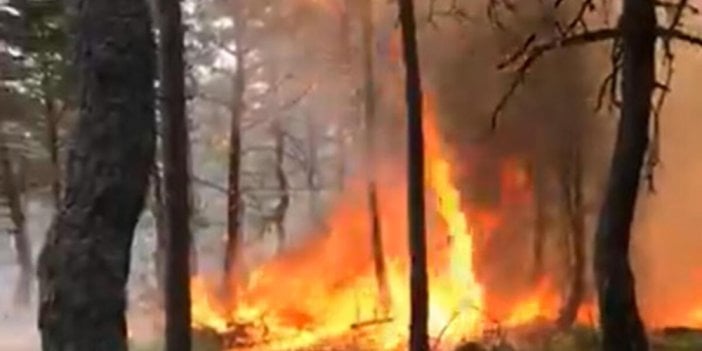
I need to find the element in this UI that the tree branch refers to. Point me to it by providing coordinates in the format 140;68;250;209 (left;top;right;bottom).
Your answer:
657;27;702;47
192;176;227;194
492;28;619;129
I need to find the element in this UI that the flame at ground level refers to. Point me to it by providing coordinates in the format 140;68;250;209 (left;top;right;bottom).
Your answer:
188;95;571;350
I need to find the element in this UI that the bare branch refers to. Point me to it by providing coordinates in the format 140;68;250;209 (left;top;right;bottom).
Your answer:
669;0;689;30
279;84;314;111
196;92;230;107
554;0;597;37
655;0;699;15
646;50;676;193
192;176;228;194
492;28;619;129
657;27;702;47
427;0;472;26
596;37;623;111
595;68;617;111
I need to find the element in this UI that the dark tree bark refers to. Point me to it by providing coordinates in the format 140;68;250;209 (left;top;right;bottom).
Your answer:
361;0;389;310
397;0;428;350
557;146;586;329
223;0;244;289
594;0;654;349
155;0;192;348
36;0;156;348
0;130;32;306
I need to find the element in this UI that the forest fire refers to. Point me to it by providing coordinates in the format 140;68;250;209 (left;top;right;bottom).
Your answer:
188;95;565;350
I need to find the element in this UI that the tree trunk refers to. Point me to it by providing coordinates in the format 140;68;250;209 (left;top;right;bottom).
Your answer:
0;130;32;306
557;146;585;329
150;164;167;298
45;98;61;208
155;0;192;348
36;0;156;348
305;113;321;224
185;127;198;275
531;164;547;280
271;118;289;254
360;0;390;311
397;0;428;350
594;0;654;349
223;0;244;290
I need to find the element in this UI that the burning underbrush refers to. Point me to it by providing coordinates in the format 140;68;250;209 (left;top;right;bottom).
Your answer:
187;98;593;350
184;93;702;351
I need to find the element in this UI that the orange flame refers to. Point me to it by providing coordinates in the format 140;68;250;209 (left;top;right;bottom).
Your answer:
189;93;494;350
502;277;558;327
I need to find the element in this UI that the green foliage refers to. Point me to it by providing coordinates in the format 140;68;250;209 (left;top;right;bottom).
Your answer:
0;0;71;172
18;0;72;103
1;0;71;106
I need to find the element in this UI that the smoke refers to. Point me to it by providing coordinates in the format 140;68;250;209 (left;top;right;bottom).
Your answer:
633;44;702;328
3;5;699;351
412;0;702;327
408;0;613;319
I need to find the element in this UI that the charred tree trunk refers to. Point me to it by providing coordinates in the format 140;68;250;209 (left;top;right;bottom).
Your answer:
397;0;428;350
271;118;289;254
557;146;586;329
594;0;654;349
0;130;32;306
156;0;192;348
223;0;244;289
36;0;156;348
360;0;389;310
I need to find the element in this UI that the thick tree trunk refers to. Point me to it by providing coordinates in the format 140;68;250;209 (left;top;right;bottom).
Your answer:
155;0;192;348
223;0;244;289
360;0;389;310
397;0;428;350
594;0;654;349
36;0;156;348
558;146;586;329
0;131;32;306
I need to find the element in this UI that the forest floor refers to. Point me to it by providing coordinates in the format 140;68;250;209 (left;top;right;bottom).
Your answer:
128;325;702;351
0;199;47;351
0;265;40;351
